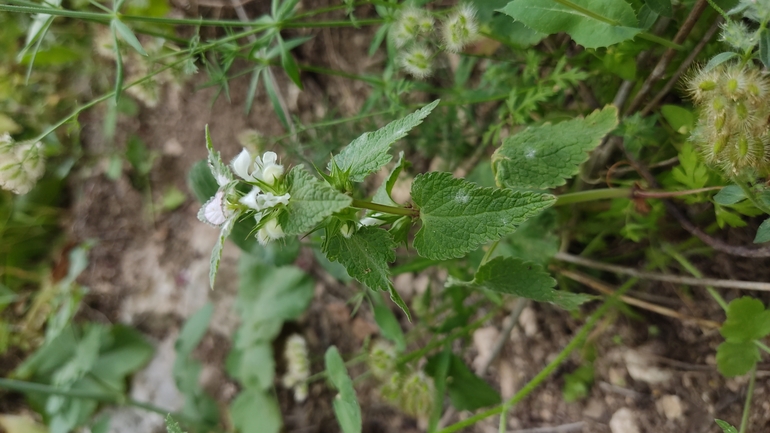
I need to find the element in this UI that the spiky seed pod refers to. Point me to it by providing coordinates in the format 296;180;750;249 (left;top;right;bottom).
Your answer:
686;62;770;176
367;340;397;380
391;7;433;48
719;20;757;52
399;44;433;79
0;134;45;195
441;4;479;53
380;370;434;418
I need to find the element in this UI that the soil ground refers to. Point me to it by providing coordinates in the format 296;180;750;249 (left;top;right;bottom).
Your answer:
49;1;770;432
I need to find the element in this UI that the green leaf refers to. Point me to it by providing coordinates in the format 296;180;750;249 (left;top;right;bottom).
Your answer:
425;353;501;411
225;341;274;390
715;419;739;433
53;325;105;385
373;303;405;351
411;172;556;260
716;341;759;377
760;28;770;69
754;218;770;243
278;36;303;89
210;217;234;289
111;19;147;56
325;346;362;433
643;0;672;17
165;415;186;433
281;166;353;235
330;100;439;182
660;104;694;135
499;0;641;49
230;390;282;433
388;286;412;322
714;185;745;205
704;52;739;72
325;227;396;292
111;26;124;105
237;256;314;323
492;106;618;189
176;303;213;358
563;364;594;402
373;151;409;207
264;72;290;130
464;257;591;310
672;142;709;190
720;297;770;343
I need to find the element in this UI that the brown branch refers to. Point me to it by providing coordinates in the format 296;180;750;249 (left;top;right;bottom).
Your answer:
625;0;709;115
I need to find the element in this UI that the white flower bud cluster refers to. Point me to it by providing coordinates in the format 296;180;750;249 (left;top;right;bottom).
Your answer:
390;4;479;79
367;340;397;380
380;370;434;418
281;334;310;402
198;146;290;246
0;133;45;195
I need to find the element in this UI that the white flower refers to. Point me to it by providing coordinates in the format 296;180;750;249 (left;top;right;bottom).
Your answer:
257;218;285;245
281;334;310;402
240;187;290;212
0;134;45;195
360;216;386;227
231;149;285;185
198;190;230;226
340;222;355;238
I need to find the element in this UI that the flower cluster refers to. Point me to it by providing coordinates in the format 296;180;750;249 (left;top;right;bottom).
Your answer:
198;142;290;246
380;370;435;418
281;334;310;402
367;340;398;380
686;63;770;176
0;133;45;195
390;4;478;79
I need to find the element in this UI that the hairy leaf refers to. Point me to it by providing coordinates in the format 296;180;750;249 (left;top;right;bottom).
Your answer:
281;166;352;235
165;415;186;433
492;106;618;189
325;227;396;292
412;172;555;260
715;420;739;433
464;257;591;310
499;0;641;49
330;100;438;182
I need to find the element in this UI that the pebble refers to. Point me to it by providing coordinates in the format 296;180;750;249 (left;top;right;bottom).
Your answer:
656;394;684;420
609;408;640;433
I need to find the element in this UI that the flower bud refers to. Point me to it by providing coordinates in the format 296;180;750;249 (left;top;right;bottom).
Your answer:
719;20;757;52
391;7;434;48
368;340;397;380
0;134;45;195
340;221;355;239
257;217;286;245
281;334;310;402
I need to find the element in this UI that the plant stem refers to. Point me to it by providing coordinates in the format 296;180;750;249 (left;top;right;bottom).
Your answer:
663;246;730;311
755;340;770;356
350;199;418;217
739;366;757;433
705;0;731;21
555;188;631;206
436;280;634;433
0;378;198;425
399;310;497;365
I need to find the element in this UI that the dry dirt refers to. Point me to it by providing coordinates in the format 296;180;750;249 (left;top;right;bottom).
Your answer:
55;1;770;432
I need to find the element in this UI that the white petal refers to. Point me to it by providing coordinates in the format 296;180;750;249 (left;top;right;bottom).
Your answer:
199;191;227;226
239;187;262;210
231;149;254;181
262;151;278;165
261;164;284;185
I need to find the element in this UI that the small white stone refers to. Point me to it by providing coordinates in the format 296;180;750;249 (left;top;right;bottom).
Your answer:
656;394;684;420
624;349;672;384
518;306;538;337
609;408;640;433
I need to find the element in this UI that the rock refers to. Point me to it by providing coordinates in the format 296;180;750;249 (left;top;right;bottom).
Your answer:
583;398;606;420
472;326;499;373
623;349;672;385
609;408;640;433
518;306;538;337
656;394;684;420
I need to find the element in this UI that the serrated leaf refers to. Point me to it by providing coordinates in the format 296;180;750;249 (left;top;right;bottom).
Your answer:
165;415;186;433
388;286;412;322
492;106;618;189
325;227;396;292
111;19;147;56
230;390;282;433
644;0;672;17
467;257;591;310
281;166;352;235
714;185;745;205
720;297;770;342
325;346;361;433
210;217;235;289
425;353;501;411
373;303;405;351
411;172;556;260
499;0;641;49
715;419;739;433
716;341;759;377
672;142;709;190
373;151;408;207
754;218;770;243
330;100;439;182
